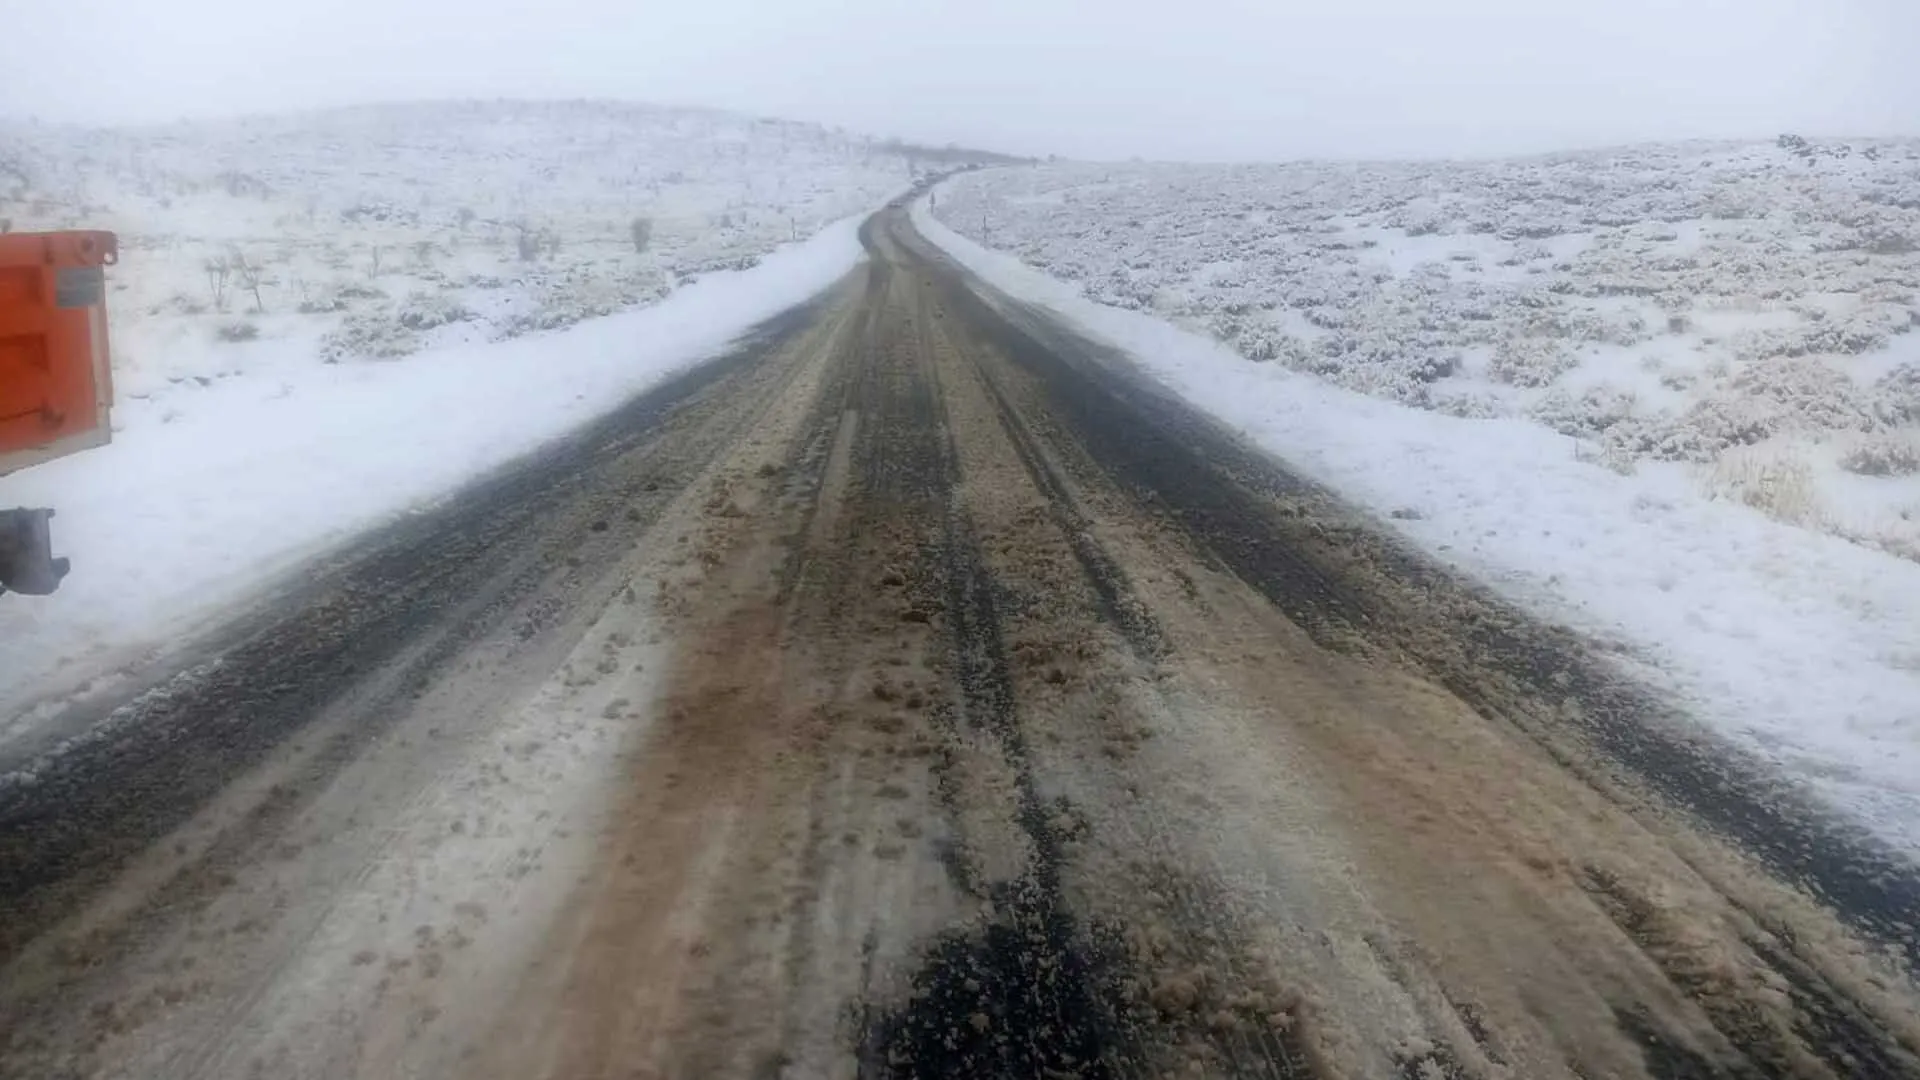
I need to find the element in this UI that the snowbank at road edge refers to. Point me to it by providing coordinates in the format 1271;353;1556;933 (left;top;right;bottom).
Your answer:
913;193;1920;856
0;213;870;727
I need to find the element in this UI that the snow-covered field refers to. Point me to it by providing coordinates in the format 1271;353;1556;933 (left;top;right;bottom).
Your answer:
918;151;1920;855
933;141;1920;561
1;101;922;399
0;101;907;721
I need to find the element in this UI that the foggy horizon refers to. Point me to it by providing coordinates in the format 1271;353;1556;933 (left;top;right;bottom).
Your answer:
7;0;1918;163
8;92;1919;169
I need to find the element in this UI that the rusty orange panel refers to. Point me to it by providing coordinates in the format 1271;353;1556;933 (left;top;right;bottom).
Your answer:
0;231;116;475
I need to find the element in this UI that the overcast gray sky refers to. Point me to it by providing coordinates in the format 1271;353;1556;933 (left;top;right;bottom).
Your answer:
4;0;1916;160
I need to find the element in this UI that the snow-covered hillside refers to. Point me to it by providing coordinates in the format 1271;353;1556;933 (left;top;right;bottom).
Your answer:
0;101;924;404
933;140;1920;561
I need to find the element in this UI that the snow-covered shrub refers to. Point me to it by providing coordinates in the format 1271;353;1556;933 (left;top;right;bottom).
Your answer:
680;252;760;277
340;201;415;226
1624;361;1868;462
1865;229;1917;256
498;269;672;339
1508;241;1553;264
334;282;386;302
1402;212;1443;237
1727;356;1872;434
1432;392;1504;419
1530;387;1642;441
1641;397;1777;461
1839;433;1920;477
214;320;259;342
1875;365;1920;425
395;291;470;331
320;311;416;363
1289;335;1457;405
296;293;347;314
1789;308;1905;357
1520;304;1651;348
1487;336;1575;387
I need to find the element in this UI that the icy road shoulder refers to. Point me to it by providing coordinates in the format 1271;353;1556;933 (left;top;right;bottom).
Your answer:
0;214;871;729
912;194;1920;855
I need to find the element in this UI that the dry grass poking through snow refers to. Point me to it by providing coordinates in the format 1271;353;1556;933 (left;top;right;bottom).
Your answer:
1705;446;1827;528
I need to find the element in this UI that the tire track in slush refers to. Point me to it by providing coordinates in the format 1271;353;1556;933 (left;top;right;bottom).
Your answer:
851;225;1149;1080
853;221;1317;1080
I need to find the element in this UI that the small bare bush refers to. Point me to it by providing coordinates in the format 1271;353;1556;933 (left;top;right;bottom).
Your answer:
203;256;231;312
229;248;265;313
214;320;259;343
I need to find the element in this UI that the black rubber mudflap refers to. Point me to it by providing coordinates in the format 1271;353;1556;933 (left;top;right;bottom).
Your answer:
0;508;68;596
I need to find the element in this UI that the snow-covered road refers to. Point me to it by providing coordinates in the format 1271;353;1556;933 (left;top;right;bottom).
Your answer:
5;204;1917;1079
